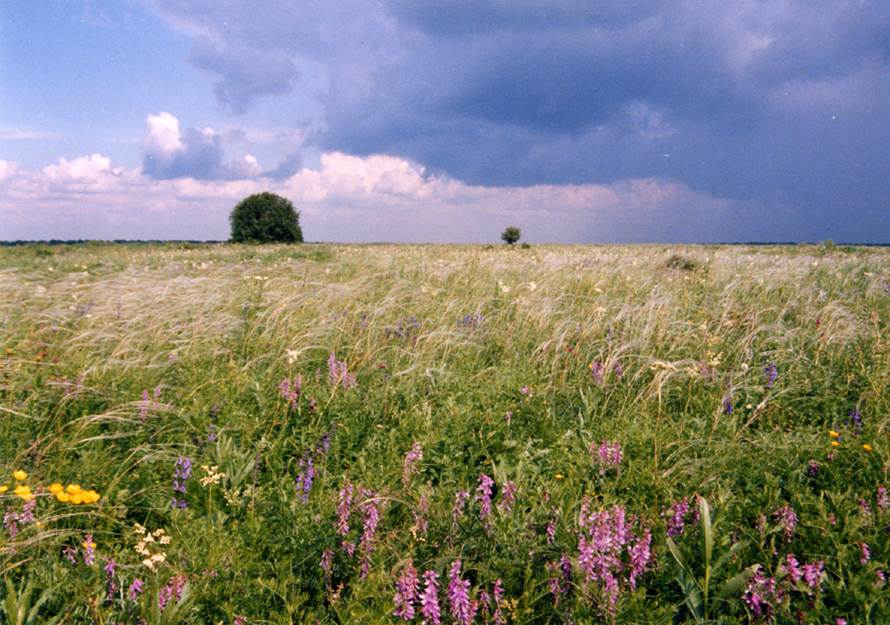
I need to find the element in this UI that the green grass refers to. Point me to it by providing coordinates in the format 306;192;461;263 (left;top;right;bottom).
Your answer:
0;242;887;624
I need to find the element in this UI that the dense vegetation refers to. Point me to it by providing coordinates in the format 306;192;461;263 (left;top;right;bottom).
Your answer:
230;193;303;244
0;242;887;624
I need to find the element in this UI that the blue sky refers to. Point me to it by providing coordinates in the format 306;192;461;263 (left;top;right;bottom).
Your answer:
1;0;888;242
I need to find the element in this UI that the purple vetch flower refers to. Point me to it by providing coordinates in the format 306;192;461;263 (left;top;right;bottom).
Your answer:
320;549;333;584
158;574;187;610
452;490;469;524
773;505;798;541
476;474;495;527
327;352;356;389
781;553;802;584
140;389;150;421
545;517;557;545
337;481;352;536
491;579;505;625
722;393;733;415
104;558;118;601
878;485;889;512
590;361;605;385
592;440;623;473
393;559;420;620
402;442;423;486
801;561;824;590
876;569;886;587
279;375;302;409
628;528;652;589
420;570;441;625
294;457;315;504
3;509;18;538
63;545;77;565
744;566;782;620
849;407;862;435
613;362;624;380
860;542;871;565
358;489;380;578
172;456;192;509
83;533;96;566
498;481;516;514
859;498;872;517
128;578;144;601
665;498;692;537
806;460;820;477
764;363;778;388
448;560;475;625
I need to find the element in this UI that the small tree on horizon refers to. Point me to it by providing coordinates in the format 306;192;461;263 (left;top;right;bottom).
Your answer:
501;226;521;245
230;192;303;243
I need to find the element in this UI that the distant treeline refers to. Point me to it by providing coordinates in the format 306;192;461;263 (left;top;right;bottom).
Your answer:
0;239;887;247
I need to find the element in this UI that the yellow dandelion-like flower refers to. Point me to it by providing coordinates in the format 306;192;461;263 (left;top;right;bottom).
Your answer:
55;492;70;503
69;492;84;505
84;491;100;504
554;474;565;481
831;441;840;447
829;430;840;439
13;470;27;481
66;484;82;495
49;482;63;494
14;485;33;501
0;485;7;494
83;537;96;550
863;444;873;453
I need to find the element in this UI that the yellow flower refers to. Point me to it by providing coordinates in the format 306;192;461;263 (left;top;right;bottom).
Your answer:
66;484;82;494
13;470;27;481
84;491;100;504
83;537;95;550
55;492;70;503
0;485;7;494
69;493;84;505
14;485;33;501
831;441;840;447
49;482;63;494
554;474;565;481
828;430;840;439
863;444;873;453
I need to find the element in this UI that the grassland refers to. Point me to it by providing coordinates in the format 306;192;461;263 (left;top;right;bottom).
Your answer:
0;242;887;624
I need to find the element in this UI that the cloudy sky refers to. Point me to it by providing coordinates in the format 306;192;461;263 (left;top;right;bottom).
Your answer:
1;1;888;243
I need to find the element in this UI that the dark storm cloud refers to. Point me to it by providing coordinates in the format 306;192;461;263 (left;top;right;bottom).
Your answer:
147;0;890;241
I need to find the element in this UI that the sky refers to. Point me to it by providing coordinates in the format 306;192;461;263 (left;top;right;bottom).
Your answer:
1;1;888;243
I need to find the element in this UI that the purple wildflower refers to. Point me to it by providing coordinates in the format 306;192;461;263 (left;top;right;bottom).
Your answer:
782;553;802;584
393;559;420;620
63;545;77;565
491;579;505;625
279;375;302;409
320;549;333;581
476;474;495;530
613;361;624;379
172;456;191;509
402;442;423;486
83;533;96;566
3;509;18;539
801;561;824;590
628;528;652;589
104;558;118;601
420;570;441;625
546;515;557;545
448;560;475;625
520;385;531;396
294;457;315;504
665;498;691;537
590;361;605;385
878;485;889;512
861;542;871;565
764;363;778;388
452;490;469;523
140;389;150;421
849;407;862;435
773;505;798;541
592;441;623;473
412;494;430;541
358;489;380;578
327;352;356;389
498;481;516;514
158;574;187;610
128;578;144;601
806;460;820;477
744;566;782;620
722;393;733;414
336;481;352;536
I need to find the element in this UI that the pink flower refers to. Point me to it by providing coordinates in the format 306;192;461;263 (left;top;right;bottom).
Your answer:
420;570;441;625
448;560;476;625
336;481;353;537
498;481;516;514
402;442;423;486
476;474;495;524
393;559;420;620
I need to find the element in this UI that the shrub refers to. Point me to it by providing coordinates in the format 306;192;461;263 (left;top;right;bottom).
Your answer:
501;226;521;245
230;193;303;244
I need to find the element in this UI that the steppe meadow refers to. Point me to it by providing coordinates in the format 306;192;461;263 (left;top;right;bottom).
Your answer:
0;241;887;624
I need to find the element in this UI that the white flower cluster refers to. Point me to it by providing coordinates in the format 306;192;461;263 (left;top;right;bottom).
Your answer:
199;465;227;487
134;523;170;570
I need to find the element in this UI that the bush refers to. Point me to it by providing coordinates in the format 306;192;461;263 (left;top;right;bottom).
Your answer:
230;193;303;243
501;226;521;245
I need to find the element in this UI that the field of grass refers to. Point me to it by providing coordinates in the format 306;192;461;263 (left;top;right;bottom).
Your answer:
0;242;888;624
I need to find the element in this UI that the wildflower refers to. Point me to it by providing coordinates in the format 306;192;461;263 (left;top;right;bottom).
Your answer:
520;385;531;396
12;470;27;481
476;474;494;525
773;505;798;541
199;465;226;487
849;407;863;435
0;485;6;494
801;561;824;590
402;442;423;486
554;473;564;481
294;457;314;504
279;375;302;409
358;488;380;578
744;566;782;620
285;348;299;365
14;485;33;501
327;351;356;389
336;481;353;536
831;441;840;447
448;560;476;625
545;516;557;544
860;542;871;565
55;491;69;502
829;430;840;438
3;509;18;538
722;394;733;415
63;545;77;564
104;558;118;601
590;362;605;385
420;570;441;625
592;440;622;473
49;482;63;494
498;481;516;514
877;485;888;512
172;456;191;509
393;559;420;620
158;574;187;610
83;534;96;566
452;490;469;523
764;363;778;388
411;494;430;541
806;460;820;477
863;444;874;452
628;528;652;589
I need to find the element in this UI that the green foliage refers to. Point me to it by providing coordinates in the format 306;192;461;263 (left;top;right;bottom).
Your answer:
501;226;521;245
229;192;303;243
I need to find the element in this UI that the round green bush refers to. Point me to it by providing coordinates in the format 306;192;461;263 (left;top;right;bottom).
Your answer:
229;192;303;243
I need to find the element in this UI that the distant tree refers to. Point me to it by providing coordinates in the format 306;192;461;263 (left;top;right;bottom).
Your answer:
230;192;303;243
501;226;521;245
